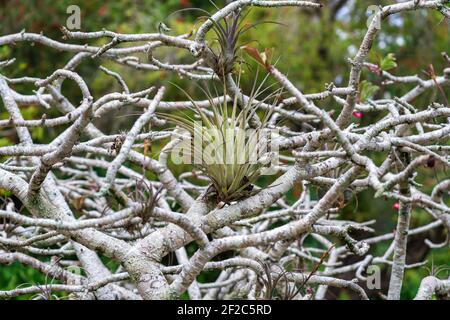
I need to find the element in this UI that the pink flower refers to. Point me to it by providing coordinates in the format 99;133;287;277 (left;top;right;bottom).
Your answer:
367;64;381;74
393;203;400;211
352;111;364;118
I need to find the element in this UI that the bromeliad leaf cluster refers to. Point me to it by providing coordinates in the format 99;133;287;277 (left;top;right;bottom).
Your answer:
160;80;279;203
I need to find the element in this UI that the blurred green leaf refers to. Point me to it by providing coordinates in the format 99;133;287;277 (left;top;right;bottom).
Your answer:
380;53;398;71
359;80;380;102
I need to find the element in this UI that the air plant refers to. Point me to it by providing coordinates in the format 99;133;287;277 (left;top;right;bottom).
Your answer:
422;255;450;278
185;1;281;78
204;8;250;77
159;75;281;204
256;245;334;300
256;259;291;300
256;259;301;300
129;179;163;225
108;178;165;237
31;262;62;300
161;0;283;79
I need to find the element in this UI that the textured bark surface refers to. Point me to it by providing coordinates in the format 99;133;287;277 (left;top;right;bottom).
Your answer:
0;0;449;300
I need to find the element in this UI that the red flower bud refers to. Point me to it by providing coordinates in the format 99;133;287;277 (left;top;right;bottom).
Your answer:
393;202;400;211
367;64;381;74
98;5;108;17
180;0;191;7
352;111;364;118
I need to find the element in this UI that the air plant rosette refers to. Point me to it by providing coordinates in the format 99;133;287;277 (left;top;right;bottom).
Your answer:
160;82;281;204
198;6;280;78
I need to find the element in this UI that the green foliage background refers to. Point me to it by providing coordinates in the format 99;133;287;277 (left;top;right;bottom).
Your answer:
0;0;448;299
